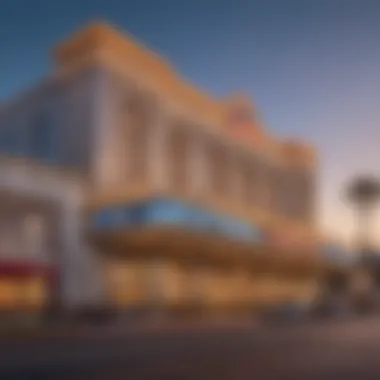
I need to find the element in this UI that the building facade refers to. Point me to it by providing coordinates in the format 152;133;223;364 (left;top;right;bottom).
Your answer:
0;159;106;315
0;23;322;317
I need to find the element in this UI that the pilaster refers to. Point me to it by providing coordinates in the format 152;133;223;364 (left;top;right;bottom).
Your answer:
148;99;168;192
189;132;208;196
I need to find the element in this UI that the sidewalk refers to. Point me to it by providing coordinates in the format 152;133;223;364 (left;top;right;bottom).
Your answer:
0;316;260;342
133;316;259;333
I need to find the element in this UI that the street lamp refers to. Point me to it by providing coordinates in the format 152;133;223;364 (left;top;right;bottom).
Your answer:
346;175;380;313
346;175;380;259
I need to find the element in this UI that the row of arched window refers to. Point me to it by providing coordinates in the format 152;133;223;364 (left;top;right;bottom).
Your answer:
112;84;313;223
0;108;59;164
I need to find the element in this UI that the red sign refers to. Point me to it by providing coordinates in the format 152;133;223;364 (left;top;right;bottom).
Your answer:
0;260;57;281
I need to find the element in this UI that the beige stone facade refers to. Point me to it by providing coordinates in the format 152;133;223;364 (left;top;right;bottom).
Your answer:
0;22;322;315
53;23;318;242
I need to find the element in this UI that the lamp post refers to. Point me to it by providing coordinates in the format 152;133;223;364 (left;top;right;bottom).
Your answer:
346;175;380;312
346;176;380;260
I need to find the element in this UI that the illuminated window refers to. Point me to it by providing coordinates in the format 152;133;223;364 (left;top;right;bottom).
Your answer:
0;280;18;309
107;261;144;305
20;278;47;309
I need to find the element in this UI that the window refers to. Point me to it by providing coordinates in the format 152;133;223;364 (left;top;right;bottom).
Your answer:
298;172;314;222
125;92;151;183
208;142;228;197
283;170;313;222
239;157;254;204
129;204;149;226
275;169;290;217
29;111;56;162
128;122;149;182
248;156;268;208
0;121;22;156
0;279;18;309
0;227;21;258
23;278;48;309
167;126;189;193
255;163;274;211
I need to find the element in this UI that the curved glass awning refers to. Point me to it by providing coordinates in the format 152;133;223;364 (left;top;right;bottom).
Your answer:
87;197;325;278
89;197;263;244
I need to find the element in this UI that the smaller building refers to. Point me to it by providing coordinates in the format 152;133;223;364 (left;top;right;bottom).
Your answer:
0;159;106;317
314;242;380;316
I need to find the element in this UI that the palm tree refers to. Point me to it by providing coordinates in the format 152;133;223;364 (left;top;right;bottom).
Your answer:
346;176;380;257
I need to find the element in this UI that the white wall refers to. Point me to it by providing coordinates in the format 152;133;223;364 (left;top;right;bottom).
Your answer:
0;160;107;309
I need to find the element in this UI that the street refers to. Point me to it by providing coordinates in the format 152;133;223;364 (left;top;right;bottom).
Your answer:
2;318;380;379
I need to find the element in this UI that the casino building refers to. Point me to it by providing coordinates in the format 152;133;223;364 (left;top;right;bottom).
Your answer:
0;23;324;318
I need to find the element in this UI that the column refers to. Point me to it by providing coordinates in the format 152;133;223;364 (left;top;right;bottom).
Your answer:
228;149;243;202
303;169;315;225
270;164;281;215
90;67;119;187
258;160;272;211
148;100;168;192
189;131;208;196
59;185;107;311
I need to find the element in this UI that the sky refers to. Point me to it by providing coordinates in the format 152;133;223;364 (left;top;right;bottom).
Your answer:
1;0;380;247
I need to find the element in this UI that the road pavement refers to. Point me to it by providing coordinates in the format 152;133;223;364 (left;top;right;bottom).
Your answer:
1;318;380;379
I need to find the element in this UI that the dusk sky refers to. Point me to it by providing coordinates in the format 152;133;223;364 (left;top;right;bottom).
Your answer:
1;0;380;246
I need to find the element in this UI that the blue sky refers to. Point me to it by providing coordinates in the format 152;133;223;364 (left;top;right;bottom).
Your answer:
1;0;380;245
